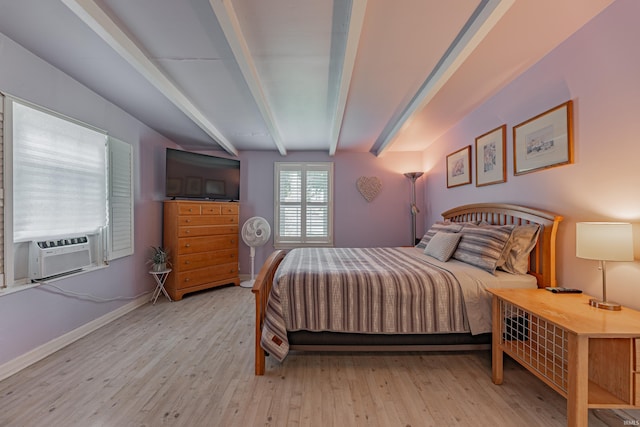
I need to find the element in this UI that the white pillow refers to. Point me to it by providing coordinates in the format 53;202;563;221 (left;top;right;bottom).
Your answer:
424;231;462;262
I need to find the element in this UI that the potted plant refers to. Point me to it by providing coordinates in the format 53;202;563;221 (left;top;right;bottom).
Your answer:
148;246;170;272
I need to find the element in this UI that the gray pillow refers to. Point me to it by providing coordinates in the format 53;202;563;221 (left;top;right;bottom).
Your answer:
424;231;462;262
415;221;463;249
452;224;514;273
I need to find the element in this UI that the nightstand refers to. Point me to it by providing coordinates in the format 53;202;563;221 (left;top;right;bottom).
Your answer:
488;288;640;427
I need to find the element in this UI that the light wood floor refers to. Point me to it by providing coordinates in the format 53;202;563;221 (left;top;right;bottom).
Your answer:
0;285;638;427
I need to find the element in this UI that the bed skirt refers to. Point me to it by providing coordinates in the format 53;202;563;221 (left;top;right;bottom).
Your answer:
288;330;491;349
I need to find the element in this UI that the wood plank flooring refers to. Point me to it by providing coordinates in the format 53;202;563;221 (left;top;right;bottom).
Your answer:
0;285;638;426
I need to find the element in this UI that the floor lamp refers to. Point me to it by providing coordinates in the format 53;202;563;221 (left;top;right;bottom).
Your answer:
404;172;424;246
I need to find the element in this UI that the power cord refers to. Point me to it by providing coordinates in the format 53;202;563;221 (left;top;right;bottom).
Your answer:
36;282;150;303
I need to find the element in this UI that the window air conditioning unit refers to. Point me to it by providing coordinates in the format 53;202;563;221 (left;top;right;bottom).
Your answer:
29;236;92;281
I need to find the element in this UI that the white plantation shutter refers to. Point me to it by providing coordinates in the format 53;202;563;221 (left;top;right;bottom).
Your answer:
107;137;134;260
10;99;108;241
305;170;329;237
275;162;333;247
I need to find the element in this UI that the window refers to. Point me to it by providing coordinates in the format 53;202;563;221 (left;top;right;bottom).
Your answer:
11;101;107;242
274;162;333;248
2;95;134;286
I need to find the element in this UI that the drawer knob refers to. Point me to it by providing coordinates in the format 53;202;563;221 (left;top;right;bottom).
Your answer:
186;219;191;223
185;261;190;264
185;278;190;282
185;230;190;234
185;244;191;248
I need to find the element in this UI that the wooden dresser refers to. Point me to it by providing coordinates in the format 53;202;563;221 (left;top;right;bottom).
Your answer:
163;200;240;300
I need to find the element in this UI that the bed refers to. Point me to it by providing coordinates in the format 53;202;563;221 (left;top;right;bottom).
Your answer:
251;203;563;375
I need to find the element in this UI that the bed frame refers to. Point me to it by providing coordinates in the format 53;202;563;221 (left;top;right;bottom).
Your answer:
251;203;563;375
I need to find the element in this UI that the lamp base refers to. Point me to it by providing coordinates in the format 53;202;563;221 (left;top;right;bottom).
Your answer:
240;279;255;289
589;298;621;311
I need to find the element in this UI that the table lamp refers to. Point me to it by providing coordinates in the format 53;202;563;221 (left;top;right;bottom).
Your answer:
576;222;634;310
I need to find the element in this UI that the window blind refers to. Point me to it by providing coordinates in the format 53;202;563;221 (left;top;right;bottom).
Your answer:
12;100;108;242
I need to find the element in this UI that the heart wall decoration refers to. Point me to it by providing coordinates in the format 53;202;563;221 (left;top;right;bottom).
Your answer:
356;176;382;202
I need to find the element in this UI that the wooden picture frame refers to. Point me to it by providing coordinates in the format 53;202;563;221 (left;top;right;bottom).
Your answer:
446;145;472;188
513;100;574;175
475;124;506;187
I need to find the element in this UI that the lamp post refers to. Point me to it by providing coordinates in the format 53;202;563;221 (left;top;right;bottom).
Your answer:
404;172;424;246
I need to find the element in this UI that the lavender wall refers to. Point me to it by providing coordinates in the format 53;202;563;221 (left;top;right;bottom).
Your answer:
235;150;425;271
0;33;173;366
421;0;640;310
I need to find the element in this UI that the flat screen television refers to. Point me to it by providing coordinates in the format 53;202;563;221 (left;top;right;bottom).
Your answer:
165;148;240;201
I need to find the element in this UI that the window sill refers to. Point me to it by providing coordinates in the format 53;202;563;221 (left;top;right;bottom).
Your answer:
274;243;335;250
0;264;109;297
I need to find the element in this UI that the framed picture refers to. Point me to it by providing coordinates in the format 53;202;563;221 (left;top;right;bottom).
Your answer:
475;125;506;187
513;100;574;175
446;145;472;188
185;177;202;196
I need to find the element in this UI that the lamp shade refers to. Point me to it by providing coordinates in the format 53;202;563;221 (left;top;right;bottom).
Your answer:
403;172;424;180
576;222;634;261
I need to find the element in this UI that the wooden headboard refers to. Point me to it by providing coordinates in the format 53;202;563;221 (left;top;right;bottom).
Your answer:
441;203;563;288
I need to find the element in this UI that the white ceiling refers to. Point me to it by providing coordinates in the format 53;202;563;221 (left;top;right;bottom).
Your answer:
0;0;614;156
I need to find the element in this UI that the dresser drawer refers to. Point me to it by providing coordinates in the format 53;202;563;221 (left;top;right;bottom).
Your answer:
201;204;222;215
221;204;239;215
175;263;238;288
176;249;238;271
178;225;238;238
635;373;639;406
635;338;639;370
177;235;238;254
179;215;238;226
178;203;202;215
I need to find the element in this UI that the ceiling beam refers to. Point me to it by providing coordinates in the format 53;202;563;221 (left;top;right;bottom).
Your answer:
60;0;239;156
328;0;368;156
209;0;287;156
372;0;515;157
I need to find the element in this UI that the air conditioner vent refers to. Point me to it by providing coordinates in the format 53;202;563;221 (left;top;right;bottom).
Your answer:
29;236;92;280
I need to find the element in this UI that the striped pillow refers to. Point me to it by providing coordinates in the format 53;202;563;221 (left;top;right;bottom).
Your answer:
415;221;463;249
452;224;515;273
424;231;462;262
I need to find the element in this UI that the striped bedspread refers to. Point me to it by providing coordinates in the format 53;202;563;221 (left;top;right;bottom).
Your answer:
261;247;472;362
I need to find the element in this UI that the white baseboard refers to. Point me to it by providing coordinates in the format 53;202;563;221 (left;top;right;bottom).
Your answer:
0;294;150;382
